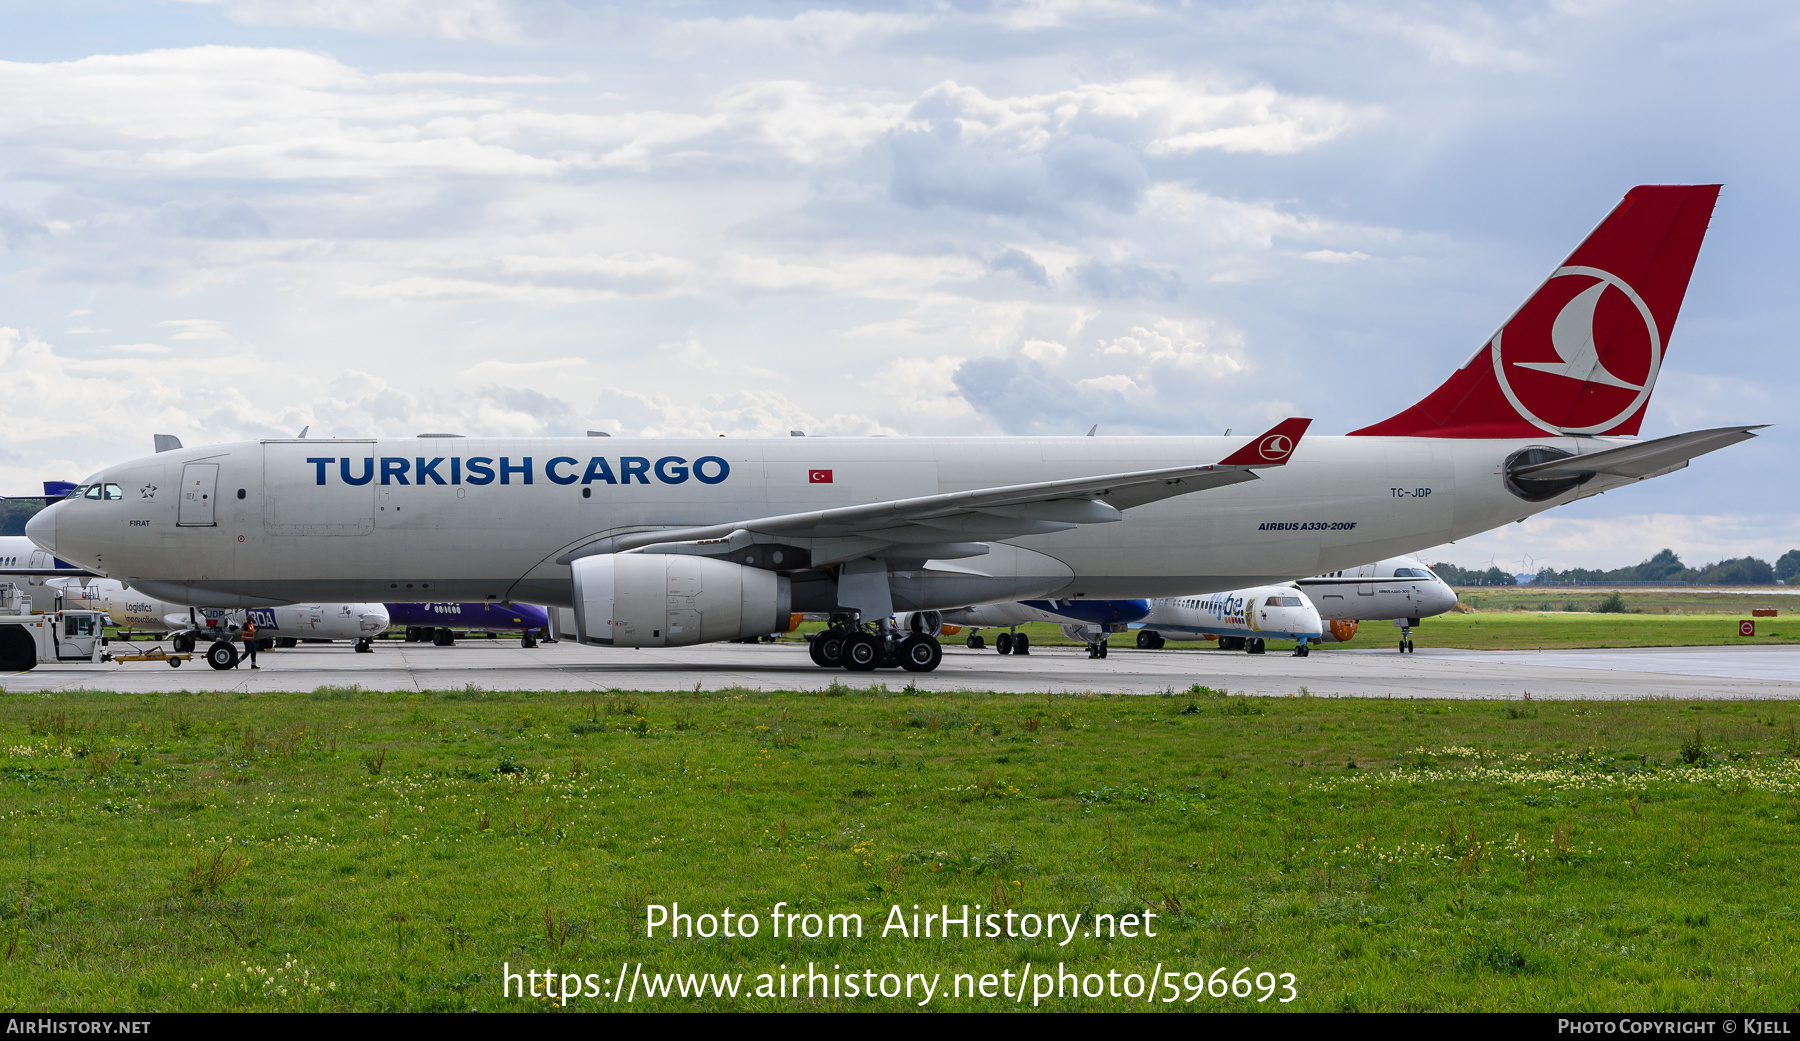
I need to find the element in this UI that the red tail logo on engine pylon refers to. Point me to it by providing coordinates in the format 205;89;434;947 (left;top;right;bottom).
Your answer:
1351;184;1721;438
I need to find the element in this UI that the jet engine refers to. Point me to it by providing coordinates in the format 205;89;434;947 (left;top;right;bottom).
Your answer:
571;554;791;647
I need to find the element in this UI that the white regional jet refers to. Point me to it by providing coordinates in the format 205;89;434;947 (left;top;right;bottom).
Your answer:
1296;555;1459;653
52;578;388;658
25;185;1762;673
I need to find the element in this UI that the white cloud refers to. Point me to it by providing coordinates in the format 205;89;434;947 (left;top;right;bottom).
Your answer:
174;0;529;42
159;319;231;340
1097;320;1246;377
1301;249;1373;263
1424;514;1800;575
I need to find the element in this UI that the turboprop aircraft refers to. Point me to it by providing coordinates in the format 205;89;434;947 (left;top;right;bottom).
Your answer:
1136;586;1325;656
26;185;1761;674
935;587;1322;659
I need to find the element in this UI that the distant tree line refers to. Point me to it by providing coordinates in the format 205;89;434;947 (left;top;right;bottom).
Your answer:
1428;562;1520;586
1;499;44;537
1434;548;1800;586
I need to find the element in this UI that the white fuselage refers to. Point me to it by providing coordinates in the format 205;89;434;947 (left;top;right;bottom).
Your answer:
29;434;1639;612
1141;585;1324;643
49;577;388;641
1296;555;1459;622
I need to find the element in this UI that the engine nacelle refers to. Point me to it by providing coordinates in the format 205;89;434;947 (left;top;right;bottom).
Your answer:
893;611;943;637
571;554;791;648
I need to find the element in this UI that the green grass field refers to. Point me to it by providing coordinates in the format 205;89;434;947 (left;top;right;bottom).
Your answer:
2;686;1798;1011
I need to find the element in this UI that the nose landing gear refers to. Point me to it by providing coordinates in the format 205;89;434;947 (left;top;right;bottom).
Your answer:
1398;617;1419;653
205;640;239;670
1293;638;1310;657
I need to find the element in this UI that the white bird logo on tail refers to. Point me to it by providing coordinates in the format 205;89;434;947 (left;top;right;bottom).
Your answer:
1513;280;1644;390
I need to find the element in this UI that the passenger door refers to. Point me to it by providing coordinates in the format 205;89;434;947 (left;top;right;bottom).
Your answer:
177;463;219;527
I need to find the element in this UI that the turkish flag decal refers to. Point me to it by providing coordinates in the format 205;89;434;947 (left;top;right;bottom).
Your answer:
808;469;833;484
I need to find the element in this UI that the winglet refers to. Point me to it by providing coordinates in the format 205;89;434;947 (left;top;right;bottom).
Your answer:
1218;418;1312;466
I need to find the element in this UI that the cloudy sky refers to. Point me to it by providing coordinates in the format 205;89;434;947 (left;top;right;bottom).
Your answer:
1;0;1794;572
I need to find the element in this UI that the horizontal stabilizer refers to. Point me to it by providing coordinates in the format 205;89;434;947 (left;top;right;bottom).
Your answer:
1510;425;1764;482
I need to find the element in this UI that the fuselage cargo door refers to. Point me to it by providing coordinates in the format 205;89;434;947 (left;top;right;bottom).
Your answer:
178;463;219;527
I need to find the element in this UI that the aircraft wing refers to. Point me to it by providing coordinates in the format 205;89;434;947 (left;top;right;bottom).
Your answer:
1509;425;1765;482
560;418;1311;565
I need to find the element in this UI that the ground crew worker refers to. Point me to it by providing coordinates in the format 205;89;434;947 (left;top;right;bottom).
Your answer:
241;620;260;669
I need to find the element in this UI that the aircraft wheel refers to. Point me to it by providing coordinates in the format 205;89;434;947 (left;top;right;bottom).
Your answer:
433;628;454;646
275;637;297;648
206;641;239;670
842;632;881;672
172;633;194;654
1014;633;1030;655
355;639;373;654
812;630;848;668
117;632;133;642
898;635;942;672
0;629;37;671
1097;642;1108;659
1296;644;1310;657
995;632;1013;655
1247;638;1265;655
966;633;985;649
522;631;538;648
1136;630;1155;649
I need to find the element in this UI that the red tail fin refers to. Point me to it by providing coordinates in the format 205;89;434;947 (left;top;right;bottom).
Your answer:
1350;184;1721;438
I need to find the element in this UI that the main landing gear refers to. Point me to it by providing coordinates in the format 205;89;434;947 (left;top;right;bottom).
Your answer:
808;618;942;673
1136;630;1166;650
993;629;1030;656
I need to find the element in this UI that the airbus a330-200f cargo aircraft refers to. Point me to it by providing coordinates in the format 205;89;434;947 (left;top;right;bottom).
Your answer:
25;185;1762;673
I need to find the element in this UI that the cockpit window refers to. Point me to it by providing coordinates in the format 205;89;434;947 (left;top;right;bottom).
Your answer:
103;483;122;500
82;485;100;499
1394;567;1427;578
1272;596;1305;607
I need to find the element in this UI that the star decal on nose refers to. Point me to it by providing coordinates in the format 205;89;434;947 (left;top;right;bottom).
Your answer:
139;484;157;499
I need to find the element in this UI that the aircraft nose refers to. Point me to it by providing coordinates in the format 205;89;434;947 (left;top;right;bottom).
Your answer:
25;503;56;555
1426;581;1458;614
